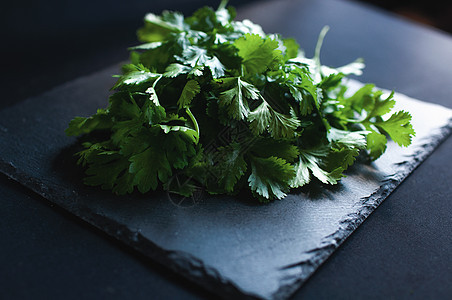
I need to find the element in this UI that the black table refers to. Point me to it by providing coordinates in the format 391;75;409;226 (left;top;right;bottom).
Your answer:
1;0;451;299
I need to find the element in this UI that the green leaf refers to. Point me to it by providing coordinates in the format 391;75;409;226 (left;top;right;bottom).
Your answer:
249;96;300;139
217;77;259;120
138;46;171;71
216;0;234;26
83;151;132;192
111;119;145;147
159;124;199;144
66;4;415;202
214;143;247;193
290;158;310;188
163;63;191;78
292;69;318;101
178;46;210;67
318;73;344;90
250;138;299;162
268;109;300;139
162;131;197;169
128;41;163;51
142;96;167;125
112;70;160;90
240;79;260;100
186;6;219;31
137;12;185;43
65;110;112;136
287;68;318;116
108;92;141;120
205;56;226;79
233;33;281;74
328;128;367;149
178;80;201;109
291;149;344;188
368;91;396;119
331;147;360;170
335;58;365;76
129;147;172;193
342;84;375;114
248;101;271;135
282;38;300;60
145;86;161;106
366;131;387;160
248;156;295;201
375;111;415;147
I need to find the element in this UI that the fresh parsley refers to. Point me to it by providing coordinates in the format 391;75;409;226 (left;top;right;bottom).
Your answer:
66;0;415;202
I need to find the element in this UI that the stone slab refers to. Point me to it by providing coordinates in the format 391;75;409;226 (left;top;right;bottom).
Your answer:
0;65;451;299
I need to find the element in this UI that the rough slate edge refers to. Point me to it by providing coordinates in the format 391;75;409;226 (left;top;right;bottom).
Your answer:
275;135;452;299
0;75;451;300
272;83;452;299
0;66;248;298
0;70;451;300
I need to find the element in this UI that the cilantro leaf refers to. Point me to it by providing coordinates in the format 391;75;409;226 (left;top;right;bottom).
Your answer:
268;108;301;139
178;46;210;67
366;131;388;160
375;111;415;147
214;143;247;193
205;56;226;79
233;33;281;74
129;146;172;193
65;110;112;136
81;148;134;194
282;38;300;60
137;12;185;42
66;3;415;203
163;63;191;78
112;70;160;90
248;156;295;201
178;80;201;109
290;149;344;188
217;77;259;120
248;101;271;135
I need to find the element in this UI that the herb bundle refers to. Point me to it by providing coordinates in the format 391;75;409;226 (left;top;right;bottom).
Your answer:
66;1;415;202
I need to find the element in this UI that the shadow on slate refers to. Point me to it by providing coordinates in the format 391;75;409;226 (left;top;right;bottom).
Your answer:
0;63;451;299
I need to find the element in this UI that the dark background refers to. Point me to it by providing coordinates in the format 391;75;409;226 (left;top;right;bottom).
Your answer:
1;1;451;299
357;0;452;33
0;0;257;107
1;0;451;107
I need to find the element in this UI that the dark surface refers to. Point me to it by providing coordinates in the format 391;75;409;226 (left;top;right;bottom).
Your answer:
0;64;449;299
1;0;451;299
0;0;257;108
355;0;452;33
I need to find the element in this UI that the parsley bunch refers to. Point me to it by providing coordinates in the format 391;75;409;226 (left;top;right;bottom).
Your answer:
66;1;415;202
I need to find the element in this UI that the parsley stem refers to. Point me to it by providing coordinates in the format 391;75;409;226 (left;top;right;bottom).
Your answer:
218;0;228;11
185;107;200;143
152;74;163;88
314;26;330;79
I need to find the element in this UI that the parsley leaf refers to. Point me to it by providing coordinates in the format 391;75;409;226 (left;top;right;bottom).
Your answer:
66;1;415;203
233;33;281;75
178;80;201;109
375;111;415;147
217;77;259;120
248;156;295;201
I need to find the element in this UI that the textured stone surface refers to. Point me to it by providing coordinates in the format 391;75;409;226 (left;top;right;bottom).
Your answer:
0;66;450;299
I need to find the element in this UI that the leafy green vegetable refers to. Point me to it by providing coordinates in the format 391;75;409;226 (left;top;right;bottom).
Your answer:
66;0;415;202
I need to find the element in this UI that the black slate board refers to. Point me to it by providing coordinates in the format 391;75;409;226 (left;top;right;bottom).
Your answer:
0;65;451;299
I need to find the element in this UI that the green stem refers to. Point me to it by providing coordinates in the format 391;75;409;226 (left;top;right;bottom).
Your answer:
314;26;330;77
152;74;163;89
218;0;228;11
186;107;200;143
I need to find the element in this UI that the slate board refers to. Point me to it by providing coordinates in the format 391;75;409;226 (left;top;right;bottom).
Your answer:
0;65;451;300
